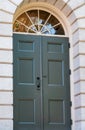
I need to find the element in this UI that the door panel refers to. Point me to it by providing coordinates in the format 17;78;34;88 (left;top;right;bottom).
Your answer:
42;36;71;130
13;34;41;130
13;34;71;130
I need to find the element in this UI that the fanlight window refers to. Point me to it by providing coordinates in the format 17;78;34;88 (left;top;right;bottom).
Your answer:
13;9;65;35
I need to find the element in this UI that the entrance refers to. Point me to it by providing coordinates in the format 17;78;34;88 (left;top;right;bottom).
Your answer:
13;33;71;130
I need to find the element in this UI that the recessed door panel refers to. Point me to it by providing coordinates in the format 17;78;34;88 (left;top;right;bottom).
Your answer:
48;60;63;85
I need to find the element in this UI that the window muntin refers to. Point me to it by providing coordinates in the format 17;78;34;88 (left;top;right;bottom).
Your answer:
13;10;65;35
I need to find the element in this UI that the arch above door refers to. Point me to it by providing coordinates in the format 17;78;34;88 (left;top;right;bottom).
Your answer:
13;2;71;36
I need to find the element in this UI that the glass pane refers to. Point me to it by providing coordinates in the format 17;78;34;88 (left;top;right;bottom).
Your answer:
39;10;49;24
27;10;38;24
13;9;65;35
13;13;31;32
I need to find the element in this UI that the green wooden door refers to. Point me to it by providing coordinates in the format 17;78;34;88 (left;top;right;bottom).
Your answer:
13;34;71;130
42;36;71;130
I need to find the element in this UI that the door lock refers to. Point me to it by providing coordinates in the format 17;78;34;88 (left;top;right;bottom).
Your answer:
36;77;40;90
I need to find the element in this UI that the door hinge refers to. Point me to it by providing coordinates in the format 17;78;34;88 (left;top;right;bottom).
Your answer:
68;43;70;48
70;119;73;125
70;101;72;107
69;69;71;75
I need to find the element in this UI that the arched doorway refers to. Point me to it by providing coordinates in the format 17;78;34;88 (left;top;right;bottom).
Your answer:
13;4;71;130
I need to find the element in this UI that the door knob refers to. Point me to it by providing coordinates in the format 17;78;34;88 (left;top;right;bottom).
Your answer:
36;77;40;90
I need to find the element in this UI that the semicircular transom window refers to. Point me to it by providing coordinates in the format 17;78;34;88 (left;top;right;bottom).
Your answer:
13;9;65;35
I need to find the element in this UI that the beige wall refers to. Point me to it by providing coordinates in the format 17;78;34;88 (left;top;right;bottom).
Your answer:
0;0;85;130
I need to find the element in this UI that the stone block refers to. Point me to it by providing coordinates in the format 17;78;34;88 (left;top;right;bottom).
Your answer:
0;120;13;130
0;64;13;77
0;78;13;90
0;11;13;23
0;24;12;36
0;92;13;104
0;50;13;63
0;106;13;118
0;0;17;13
0;37;13;49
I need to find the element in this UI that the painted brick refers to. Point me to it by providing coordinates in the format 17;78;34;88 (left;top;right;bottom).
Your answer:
30;0;37;2
0;106;13;118
62;4;72;17
81;122;85;130
74;69;80;82
74;5;85;18
75;95;85;108
73;42;85;57
81;95;85;107
75;108;85;120
55;0;66;10
63;0;69;2
38;0;45;2
11;0;23;6
71;18;85;33
46;0;56;4
71;21;78;33
0;92;13;104
78;18;85;28
0;11;13;23
75;95;81;108
79;42;85;54
73;43;79;57
73;55;85;69
0;24;12;36
0;64;13;77
75;122;81;130
0;78;13;90
74;68;85;82
72;29;85;44
0;0;17;13
0;50;13;63
74;81;85;95
68;12;76;25
73;56;80;70
80;68;85;80
0;120;13;130
0;37;13;49
68;0;85;10
75;108;81;120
